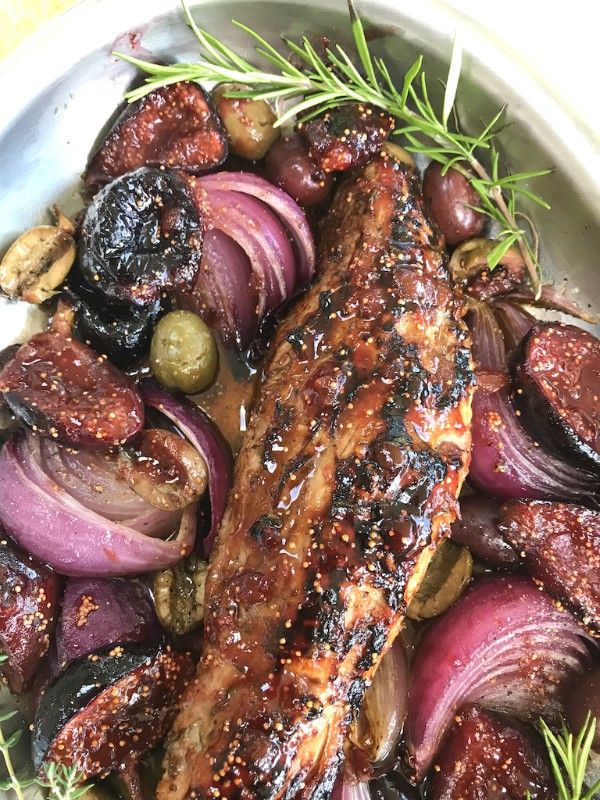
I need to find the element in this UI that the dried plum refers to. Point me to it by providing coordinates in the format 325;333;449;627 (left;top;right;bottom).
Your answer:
0;534;61;694
514;322;600;471
500;500;600;631
78;167;202;306
85;82;227;189
298;103;394;172
429;705;555;800
66;276;164;367
0;326;144;448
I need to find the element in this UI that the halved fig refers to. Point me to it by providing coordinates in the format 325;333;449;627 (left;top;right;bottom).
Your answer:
429;705;555;800
118;428;208;512
58;577;161;667
32;643;194;782
514;322;600;471
0;534;61;693
0;225;75;304
500;500;600;631
85;82;227;188
298;103;395;172
78;167;202;306
0;327;144;448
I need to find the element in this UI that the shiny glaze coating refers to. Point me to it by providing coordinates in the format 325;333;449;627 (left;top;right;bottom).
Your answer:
299;104;395;172
500;500;600;631
85;82;228;188
0;534;60;693
78;167;203;306
514;322;600;471
430;705;555;800
158;155;474;800
34;644;194;780
0;328;144;448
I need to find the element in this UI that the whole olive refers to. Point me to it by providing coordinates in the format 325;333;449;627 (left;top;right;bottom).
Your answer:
565;665;600;750
213;83;279;161
150;310;218;394
422;161;484;246
265;134;333;206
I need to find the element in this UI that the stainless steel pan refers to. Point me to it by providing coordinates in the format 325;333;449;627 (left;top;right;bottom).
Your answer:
0;0;598;792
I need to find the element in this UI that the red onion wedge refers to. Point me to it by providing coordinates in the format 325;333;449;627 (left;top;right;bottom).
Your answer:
348;636;408;773
406;575;592;780
0;433;197;577
198;171;316;287
467;302;599;502
58;577;162;667
141;380;233;555
187;229;259;349
470;386;599;502
181;172;316;349
492;300;536;356
204;188;296;314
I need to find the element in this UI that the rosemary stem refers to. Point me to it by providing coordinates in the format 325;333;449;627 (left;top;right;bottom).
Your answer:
0;730;26;800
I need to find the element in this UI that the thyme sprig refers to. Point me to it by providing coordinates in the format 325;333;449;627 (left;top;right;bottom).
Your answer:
0;661;90;800
114;0;551;294
540;714;600;800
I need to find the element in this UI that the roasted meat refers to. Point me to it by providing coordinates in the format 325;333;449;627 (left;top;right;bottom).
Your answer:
158;154;474;800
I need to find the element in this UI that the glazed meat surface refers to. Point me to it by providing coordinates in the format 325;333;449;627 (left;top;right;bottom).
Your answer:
158;155;474;800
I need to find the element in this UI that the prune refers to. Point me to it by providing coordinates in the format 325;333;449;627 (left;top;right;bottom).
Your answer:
423;163;485;246
33;643;194;781
118;428;208;512
78;167;202;306
85;82;227;189
213;84;279;161
565;666;600;749
514;322;600;471
0;326;144;448
66;270;165;366
265;134;333;206
429;705;555;800
0;534;61;693
500;500;600;631
298;103;395;172
451;496;519;567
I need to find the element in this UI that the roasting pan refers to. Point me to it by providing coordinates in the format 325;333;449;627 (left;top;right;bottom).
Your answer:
0;0;599;794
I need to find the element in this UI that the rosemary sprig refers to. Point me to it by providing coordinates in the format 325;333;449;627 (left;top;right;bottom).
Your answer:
540;714;600;800
114;0;551;294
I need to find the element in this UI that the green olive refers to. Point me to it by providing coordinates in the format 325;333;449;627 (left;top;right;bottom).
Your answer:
213;83;279;161
154;555;208;635
407;538;473;621
150;310;218;394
